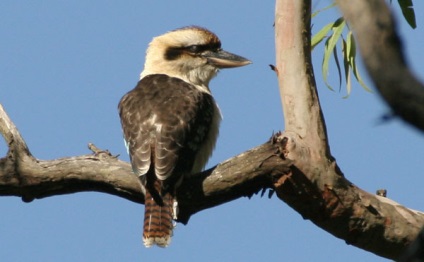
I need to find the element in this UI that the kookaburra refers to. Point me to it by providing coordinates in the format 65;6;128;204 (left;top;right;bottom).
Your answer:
118;26;250;248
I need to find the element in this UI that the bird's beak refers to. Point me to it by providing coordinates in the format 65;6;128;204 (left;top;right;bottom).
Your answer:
204;49;251;68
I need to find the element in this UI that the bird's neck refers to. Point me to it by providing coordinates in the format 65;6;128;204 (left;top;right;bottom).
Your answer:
140;68;215;94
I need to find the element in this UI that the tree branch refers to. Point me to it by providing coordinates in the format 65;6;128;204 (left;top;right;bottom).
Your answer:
275;0;330;154
336;0;424;132
274;0;424;259
0;103;292;224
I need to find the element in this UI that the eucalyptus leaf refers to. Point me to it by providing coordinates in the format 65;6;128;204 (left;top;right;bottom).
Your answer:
348;32;372;93
322;18;345;90
312;22;333;50
342;38;351;98
397;0;416;29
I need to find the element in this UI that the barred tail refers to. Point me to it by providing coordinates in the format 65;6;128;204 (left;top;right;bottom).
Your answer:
143;185;174;248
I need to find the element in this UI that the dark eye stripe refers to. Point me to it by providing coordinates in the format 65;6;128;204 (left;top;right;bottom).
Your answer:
164;42;221;61
165;48;183;60
185;43;221;53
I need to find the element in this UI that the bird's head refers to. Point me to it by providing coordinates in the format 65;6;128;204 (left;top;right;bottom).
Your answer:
140;26;251;88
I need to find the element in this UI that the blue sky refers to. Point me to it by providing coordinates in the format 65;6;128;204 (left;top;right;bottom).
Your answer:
1;1;423;261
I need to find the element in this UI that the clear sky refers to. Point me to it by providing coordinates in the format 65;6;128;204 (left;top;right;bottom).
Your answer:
1;1;423;261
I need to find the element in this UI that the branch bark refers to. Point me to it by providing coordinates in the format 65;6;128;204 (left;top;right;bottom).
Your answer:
336;0;424;132
0;104;292;224
273;0;424;260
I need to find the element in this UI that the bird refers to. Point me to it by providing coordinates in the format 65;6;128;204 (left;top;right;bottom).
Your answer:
118;26;251;248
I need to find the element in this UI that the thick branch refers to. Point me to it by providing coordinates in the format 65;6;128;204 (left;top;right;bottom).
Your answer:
0;103;292;224
336;0;424;132
275;132;424;260
275;0;331;158
1;103;424;260
274;0;424;259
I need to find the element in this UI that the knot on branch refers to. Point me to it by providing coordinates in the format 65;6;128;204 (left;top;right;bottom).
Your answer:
270;131;289;159
88;143;119;160
270;131;327;220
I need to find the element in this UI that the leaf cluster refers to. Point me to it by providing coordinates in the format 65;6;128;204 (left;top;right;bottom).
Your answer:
311;0;416;96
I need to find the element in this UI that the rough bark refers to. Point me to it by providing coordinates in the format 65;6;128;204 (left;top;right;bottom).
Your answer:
0;104;292;224
273;0;424;260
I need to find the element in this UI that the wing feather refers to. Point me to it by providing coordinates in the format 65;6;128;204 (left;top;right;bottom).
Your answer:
118;74;216;185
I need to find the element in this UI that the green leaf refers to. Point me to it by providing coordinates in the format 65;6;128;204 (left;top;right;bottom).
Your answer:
332;44;342;91
322;17;345;90
312;2;337;18
347;32;372;93
311;22;333;50
341;38;351;98
322;37;333;90
322;38;332;90
397;0;416;29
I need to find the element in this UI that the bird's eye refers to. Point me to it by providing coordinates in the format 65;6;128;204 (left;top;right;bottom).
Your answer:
186;45;202;53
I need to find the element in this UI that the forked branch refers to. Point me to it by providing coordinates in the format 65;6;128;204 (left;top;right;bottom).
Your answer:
273;0;424;259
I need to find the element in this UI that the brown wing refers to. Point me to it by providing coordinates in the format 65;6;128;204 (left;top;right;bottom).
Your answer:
118;74;215;185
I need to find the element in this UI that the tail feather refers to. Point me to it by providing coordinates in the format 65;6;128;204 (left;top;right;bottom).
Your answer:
143;182;174;248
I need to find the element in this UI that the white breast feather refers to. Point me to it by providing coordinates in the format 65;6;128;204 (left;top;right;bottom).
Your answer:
191;99;222;173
